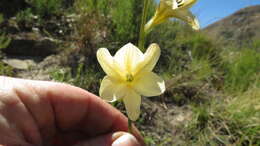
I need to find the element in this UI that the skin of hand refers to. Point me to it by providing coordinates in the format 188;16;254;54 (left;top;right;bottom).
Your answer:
0;76;144;146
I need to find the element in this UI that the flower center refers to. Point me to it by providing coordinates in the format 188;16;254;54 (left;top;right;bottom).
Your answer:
126;74;134;82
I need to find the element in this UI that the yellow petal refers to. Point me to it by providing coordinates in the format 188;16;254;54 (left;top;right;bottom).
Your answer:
144;18;156;33
173;10;200;30
97;48;122;78
133;72;165;97
183;0;197;9
99;76;127;102
160;0;177;10
114;43;143;74
152;1;173;24
157;0;197;18
160;0;197;9
144;0;176;33
175;0;197;10
133;44;160;75
123;89;141;121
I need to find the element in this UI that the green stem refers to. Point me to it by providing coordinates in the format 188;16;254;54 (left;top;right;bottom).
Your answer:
138;0;150;52
128;118;133;133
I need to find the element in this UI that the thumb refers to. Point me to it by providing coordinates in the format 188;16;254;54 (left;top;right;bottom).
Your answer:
74;132;141;146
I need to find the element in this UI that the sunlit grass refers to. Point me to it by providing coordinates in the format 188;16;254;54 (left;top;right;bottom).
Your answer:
182;86;260;146
223;49;260;92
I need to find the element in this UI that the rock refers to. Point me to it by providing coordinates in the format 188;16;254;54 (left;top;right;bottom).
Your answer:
12;53;68;80
2;57;37;70
3;32;61;57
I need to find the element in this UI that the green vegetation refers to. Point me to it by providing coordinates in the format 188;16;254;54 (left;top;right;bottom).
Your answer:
223;49;260;92
0;1;259;145
26;0;63;16
74;0;156;47
0;14;13;76
0;14;11;51
15;8;34;23
183;87;260;145
0;61;14;76
0;34;10;51
50;63;103;95
142;14;259;145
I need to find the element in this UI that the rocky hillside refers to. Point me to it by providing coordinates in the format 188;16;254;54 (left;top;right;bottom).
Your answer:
204;5;260;47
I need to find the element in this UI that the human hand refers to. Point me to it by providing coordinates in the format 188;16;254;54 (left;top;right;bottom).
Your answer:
0;76;144;146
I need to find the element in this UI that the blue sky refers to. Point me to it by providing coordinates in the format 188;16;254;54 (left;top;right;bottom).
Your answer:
156;0;260;28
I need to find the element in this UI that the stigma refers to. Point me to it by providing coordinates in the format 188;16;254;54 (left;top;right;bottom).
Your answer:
126;74;134;82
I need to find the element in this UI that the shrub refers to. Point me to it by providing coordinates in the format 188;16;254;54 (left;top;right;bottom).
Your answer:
26;0;63;16
148;21;221;75
74;0;156;50
15;8;34;24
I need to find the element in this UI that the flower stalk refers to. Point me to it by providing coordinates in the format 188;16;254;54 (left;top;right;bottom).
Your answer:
128;119;133;133
138;0;150;52
130;0;150;132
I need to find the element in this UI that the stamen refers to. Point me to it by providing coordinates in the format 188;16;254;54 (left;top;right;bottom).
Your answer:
177;0;182;3
176;0;184;7
126;74;134;82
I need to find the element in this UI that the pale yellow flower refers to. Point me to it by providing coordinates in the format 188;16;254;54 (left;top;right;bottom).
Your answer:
145;0;200;32
97;43;165;121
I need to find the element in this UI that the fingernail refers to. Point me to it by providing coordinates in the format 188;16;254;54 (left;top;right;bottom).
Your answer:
112;133;140;146
112;132;125;142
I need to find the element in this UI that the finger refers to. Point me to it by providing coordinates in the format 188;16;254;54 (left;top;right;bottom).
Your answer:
4;77;144;144
45;82;144;144
1;76;56;144
44;82;127;135
0;77;42;145
74;132;141;146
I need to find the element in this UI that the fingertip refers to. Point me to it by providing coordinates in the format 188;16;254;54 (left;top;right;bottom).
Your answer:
112;132;141;146
72;132;142;146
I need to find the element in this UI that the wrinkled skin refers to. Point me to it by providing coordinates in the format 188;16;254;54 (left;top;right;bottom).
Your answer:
0;76;144;146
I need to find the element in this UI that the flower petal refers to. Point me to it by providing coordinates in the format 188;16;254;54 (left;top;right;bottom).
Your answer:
123;90;141;121
173;10;200;30
159;0;175;11
160;0;197;9
152;1;173;25
133;44;160;75
133;72;165;97
99;76;127;102
114;43;143;74
179;0;197;9
97;48;122;78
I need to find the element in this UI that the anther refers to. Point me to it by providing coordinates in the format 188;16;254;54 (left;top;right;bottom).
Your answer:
176;0;184;7
126;74;134;82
